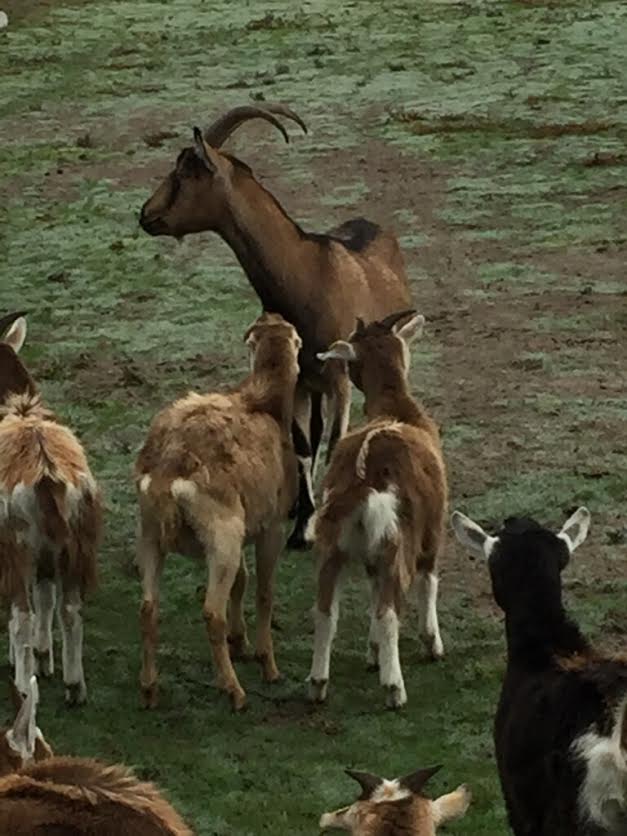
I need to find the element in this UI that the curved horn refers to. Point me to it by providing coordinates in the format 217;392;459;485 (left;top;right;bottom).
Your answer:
259;103;308;135
204;106;291;148
399;765;443;795
0;311;27;339
345;769;383;800
378;309;418;331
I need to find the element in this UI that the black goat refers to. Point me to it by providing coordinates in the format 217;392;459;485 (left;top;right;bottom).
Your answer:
452;507;627;835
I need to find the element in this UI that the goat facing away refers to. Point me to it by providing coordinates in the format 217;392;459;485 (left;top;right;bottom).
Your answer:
0;312;102;705
307;310;447;709
0;675;193;835
135;313;301;711
320;765;471;835
452;507;627;835
139;104;412;548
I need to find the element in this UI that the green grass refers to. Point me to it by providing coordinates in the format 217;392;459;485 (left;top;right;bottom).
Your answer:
1;1;627;833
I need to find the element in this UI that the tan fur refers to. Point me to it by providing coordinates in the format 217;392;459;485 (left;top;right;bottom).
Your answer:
0;323;102;703
0;757;193;835
139;107;412;543
309;314;447;707
135;313;300;710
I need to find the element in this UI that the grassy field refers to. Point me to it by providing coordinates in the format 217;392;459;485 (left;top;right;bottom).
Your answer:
1;1;626;833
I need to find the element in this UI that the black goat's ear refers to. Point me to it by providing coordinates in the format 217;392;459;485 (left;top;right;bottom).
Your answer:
399;765;442;795
193;127;219;173
345;769;383;800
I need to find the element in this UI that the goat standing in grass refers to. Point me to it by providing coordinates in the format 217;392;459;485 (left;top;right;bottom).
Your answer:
135;313;301;711
0;312;101;705
0;676;193;834
319;765;471;835
139;104;413;548
307;310;447;709
452;507;627;835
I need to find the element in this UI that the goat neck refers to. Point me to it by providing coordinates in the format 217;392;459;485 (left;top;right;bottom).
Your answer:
243;353;298;434
360;358;427;426
504;599;590;670
217;167;316;325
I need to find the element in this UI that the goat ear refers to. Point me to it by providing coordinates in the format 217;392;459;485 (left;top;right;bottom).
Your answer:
4;316;27;353
393;313;425;344
345;769;383;799
318;341;356;363
9;675;38;760
558;507;590;555
451;511;498;560
399;764;442;795
193;127;221;173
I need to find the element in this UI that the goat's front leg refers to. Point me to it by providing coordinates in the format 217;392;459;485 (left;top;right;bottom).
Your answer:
308;549;345;703
58;581;86;706
228;560;252;660
203;534;246;711
138;528;164;709
10;594;35;696
324;362;351;466
254;522;283;682
287;382;319;551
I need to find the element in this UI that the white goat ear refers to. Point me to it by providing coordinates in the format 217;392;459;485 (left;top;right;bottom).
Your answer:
393;314;424;344
8;675;38;760
4;317;27;353
558;507;591;554
451;511;498;560
318;341;356;363
193;127;221;173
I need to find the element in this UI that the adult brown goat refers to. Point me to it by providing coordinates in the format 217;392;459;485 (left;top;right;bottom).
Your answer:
139;104;413;548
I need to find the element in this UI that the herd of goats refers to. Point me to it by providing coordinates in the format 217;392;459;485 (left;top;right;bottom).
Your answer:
0;104;625;835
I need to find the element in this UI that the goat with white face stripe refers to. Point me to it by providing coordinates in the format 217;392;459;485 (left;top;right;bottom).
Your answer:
308;311;447;709
452;507;627;835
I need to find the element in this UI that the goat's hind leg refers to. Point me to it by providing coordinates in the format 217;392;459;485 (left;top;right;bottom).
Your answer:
308;549;345;703
33;549;56;677
255;522;282;683
10;590;35;696
416;568;444;661
58;578;86;706
228;560;252;660
138;528;164;709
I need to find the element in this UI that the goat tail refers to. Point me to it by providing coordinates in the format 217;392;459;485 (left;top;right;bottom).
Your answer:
361;487;400;553
137;474;181;551
35;476;70;547
355;422;404;481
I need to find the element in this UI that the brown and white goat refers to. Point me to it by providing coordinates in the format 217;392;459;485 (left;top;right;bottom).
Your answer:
307;311;447;708
139;104;412;548
0;312;101;705
0;675;193;835
136;313;301;711
320;766;471;835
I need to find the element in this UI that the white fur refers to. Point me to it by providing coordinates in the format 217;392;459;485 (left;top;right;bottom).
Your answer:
171;478;198;501
317;341;356;363
309;598;339;684
4;317;27;353
417;572;444;659
371;779;411;803
6;675;39;760
139;474;152;494
362;489;399;553
558;506;591;554
451;511;498;559
573;700;627;832
377;607;406;705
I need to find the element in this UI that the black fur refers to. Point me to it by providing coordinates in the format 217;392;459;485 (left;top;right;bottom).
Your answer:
488;517;627;835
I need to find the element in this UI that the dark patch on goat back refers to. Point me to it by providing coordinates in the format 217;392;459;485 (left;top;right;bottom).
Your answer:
319;217;381;252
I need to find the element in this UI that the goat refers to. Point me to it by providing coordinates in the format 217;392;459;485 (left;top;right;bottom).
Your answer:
307;310;447;709
139;103;413;548
452;507;627;835
0;312;102;705
135;312;301;711
0;675;193;834
320;765;471;835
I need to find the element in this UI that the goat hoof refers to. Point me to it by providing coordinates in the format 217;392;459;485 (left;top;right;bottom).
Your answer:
229;688;247;713
308;678;328;703
428;637;445;661
257;654;281;683
366;662;380;673
34;649;53;678
65;682;87;707
141;683;158;709
384;684;407;710
228;635;253;660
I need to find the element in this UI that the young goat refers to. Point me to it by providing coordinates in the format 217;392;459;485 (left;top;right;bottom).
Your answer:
0;676;193;835
452;507;627;835
308;311;447;709
320;765;470;835
0;312;101;704
136;313;301;711
139;104;413;548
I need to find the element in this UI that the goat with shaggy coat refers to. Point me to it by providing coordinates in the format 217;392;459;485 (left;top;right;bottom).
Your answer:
136;313;301;711
0;676;193;834
139;104;412;548
320;765;470;835
0;312;101;704
452;507;627;835
308;311;447;709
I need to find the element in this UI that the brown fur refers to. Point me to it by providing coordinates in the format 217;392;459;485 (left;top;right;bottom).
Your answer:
309;314;447;707
0;757;193;835
138;106;413;544
135;313;300;710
